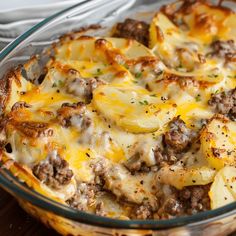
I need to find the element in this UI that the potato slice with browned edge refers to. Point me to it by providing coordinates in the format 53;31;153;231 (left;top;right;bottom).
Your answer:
92;84;176;133
55;36;154;63
157;165;216;190
200;116;236;170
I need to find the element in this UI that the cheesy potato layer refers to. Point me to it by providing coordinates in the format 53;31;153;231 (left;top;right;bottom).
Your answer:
0;0;235;220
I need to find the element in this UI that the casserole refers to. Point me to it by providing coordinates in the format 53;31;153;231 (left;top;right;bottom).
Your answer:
0;0;236;235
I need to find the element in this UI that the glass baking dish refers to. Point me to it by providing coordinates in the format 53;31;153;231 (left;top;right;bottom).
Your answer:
0;0;236;235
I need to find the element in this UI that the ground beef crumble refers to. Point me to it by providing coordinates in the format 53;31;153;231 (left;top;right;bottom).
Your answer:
66;183;103;212
209;39;236;63
208;88;236;121
124;142;157;173
124;152;144;172
57;102;86;127
66;75;104;103
132;204;153;220
154;147;178;168
130;184;210;220
156;184;211;219
154;116;195;168
124;117;195;172
164;116;194;153
113;18;150;46
32;151;73;189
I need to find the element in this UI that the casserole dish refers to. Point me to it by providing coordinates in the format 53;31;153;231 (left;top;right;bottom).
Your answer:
0;0;236;235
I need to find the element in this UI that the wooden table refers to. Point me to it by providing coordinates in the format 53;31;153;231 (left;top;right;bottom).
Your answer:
0;187;59;236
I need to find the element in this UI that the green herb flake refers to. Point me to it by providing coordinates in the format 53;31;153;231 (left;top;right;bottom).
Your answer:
58;80;64;87
139;100;149;105
94;68;103;76
195;94;201;102
135;72;142;79
123;64;129;69
150;94;157;97
207;74;218;78
52;80;64;88
227;75;236;79
97;68;101;73
132;80;138;84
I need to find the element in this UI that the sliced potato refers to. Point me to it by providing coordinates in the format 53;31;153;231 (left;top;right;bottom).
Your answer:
149;12;223;83
157;165;216;189
150;12;200;70
179;3;236;43
46;59;133;85
209;166;236;209
92;84;177;133
55;37;153;63
104;163;156;206
200;116;236;170
221;166;236;199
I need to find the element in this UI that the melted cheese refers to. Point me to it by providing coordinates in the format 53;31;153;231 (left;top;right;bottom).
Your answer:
1;1;236;219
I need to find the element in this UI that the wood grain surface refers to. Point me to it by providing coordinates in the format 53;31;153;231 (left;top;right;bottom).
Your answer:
0;187;59;236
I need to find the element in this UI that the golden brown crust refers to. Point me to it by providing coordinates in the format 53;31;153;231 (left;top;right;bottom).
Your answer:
161;0;233;21
0;69;21;114
11;121;54;139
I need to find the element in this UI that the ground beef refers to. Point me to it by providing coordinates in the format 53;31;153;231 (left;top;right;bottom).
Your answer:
66;76;104;103
179;185;211;215
32;151;73;189
153;117;195;168
159;197;183;218
125;117;195;172
66;183;99;211
91;160;107;186
113;18;150;46
154;147;177;168
209;39;236;63
164;116;194;153
156;184;210;219
74;115;94;144
208;88;236;121
57;102;86;127
124;153;143;172
132;204;153;220
124;142;156;173
56;101;94;144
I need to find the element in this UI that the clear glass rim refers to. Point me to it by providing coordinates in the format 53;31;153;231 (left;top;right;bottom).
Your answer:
0;0;236;230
